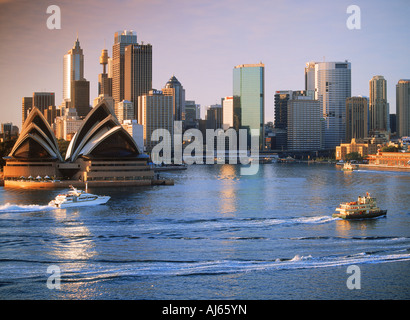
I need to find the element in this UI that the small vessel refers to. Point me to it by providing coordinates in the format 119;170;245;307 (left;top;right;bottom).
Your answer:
333;193;387;220
49;185;110;208
342;162;358;171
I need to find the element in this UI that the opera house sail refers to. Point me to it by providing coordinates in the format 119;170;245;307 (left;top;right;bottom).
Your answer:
3;100;160;188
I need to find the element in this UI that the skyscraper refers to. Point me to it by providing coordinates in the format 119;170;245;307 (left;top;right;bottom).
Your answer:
396;79;410;137
112;30;138;106
98;48;112;97
312;61;351;149
233;63;265;150
274;91;292;130
164;75;185;122
222;96;234;130
63;37;84;103
138;89;174;152
22;97;33;125
346;96;368;141
369;75;388;133
287;93;323;151
304;62;316;91
70;80;90;118
33;92;55;114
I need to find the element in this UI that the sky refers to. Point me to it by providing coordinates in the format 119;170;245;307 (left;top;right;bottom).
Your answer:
0;0;409;129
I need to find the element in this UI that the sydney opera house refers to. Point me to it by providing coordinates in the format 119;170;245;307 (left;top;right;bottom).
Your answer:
2;100;169;188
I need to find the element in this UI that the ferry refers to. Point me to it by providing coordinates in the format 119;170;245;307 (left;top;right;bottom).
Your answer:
49;185;110;208
332;193;387;220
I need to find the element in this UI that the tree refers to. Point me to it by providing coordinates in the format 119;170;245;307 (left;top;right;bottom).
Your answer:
345;152;363;162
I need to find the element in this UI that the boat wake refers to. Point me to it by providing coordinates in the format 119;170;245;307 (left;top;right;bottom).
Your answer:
60;251;410;280
0;203;54;213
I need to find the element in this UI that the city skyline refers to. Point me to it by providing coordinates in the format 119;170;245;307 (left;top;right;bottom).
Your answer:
0;0;409;128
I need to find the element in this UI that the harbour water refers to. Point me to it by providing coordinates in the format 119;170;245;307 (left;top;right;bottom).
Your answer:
0;163;409;300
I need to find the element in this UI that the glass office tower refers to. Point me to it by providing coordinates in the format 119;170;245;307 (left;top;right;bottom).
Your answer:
233;63;265;150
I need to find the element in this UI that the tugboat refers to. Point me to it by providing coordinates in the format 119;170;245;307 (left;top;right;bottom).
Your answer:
333;193;387;220
49;185;110;208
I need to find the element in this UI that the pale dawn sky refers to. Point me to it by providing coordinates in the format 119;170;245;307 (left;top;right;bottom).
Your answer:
0;0;409;128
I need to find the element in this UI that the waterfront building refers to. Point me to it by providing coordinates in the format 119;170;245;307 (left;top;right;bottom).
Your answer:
124;41;152;119
367;151;410;168
396;79;410;137
233;63;265;150
346;96;368;141
369;76;388;133
112;30;138;106
309;61;351;149
222;96;234;130
1;100;156;187
287;92;323;151
138;89;174;152
335;138;377;160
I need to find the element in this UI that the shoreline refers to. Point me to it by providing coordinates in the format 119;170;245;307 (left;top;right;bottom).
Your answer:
1;178;173;189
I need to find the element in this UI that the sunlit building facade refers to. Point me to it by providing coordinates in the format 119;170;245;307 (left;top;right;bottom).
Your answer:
233;63;265;150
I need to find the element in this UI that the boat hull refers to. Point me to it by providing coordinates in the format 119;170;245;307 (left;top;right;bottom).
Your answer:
332;209;387;220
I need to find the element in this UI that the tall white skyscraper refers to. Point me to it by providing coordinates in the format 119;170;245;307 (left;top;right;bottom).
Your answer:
63;37;84;103
308;61;351;149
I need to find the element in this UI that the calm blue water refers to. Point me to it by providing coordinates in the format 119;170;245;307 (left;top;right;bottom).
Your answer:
0;163;409;300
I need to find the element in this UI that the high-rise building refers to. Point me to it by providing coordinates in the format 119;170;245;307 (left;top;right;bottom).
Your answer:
63;37;84;103
312;61;351;149
185;100;200;129
112;30;138;106
33;92;55;114
369;75;388;133
233;63;265;150
124;42;152;119
98;48;112;97
138;89;175;152
274;91;292;130
206;104;223;130
287;91;322;151
116;100;134;123
346;96;368;141
70;80;90;118
222;96;234;130
22;97;33;125
396;79;410;137
304;62;316;91
164;75;185;122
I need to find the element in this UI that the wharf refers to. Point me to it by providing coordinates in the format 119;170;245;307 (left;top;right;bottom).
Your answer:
2;178;173;189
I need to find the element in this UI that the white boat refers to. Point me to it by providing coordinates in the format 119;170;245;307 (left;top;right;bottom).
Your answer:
332;193;387;220
49;185;110;208
342;162;358;171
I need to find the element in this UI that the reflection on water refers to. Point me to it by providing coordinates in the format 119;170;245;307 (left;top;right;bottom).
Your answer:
218;165;238;216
